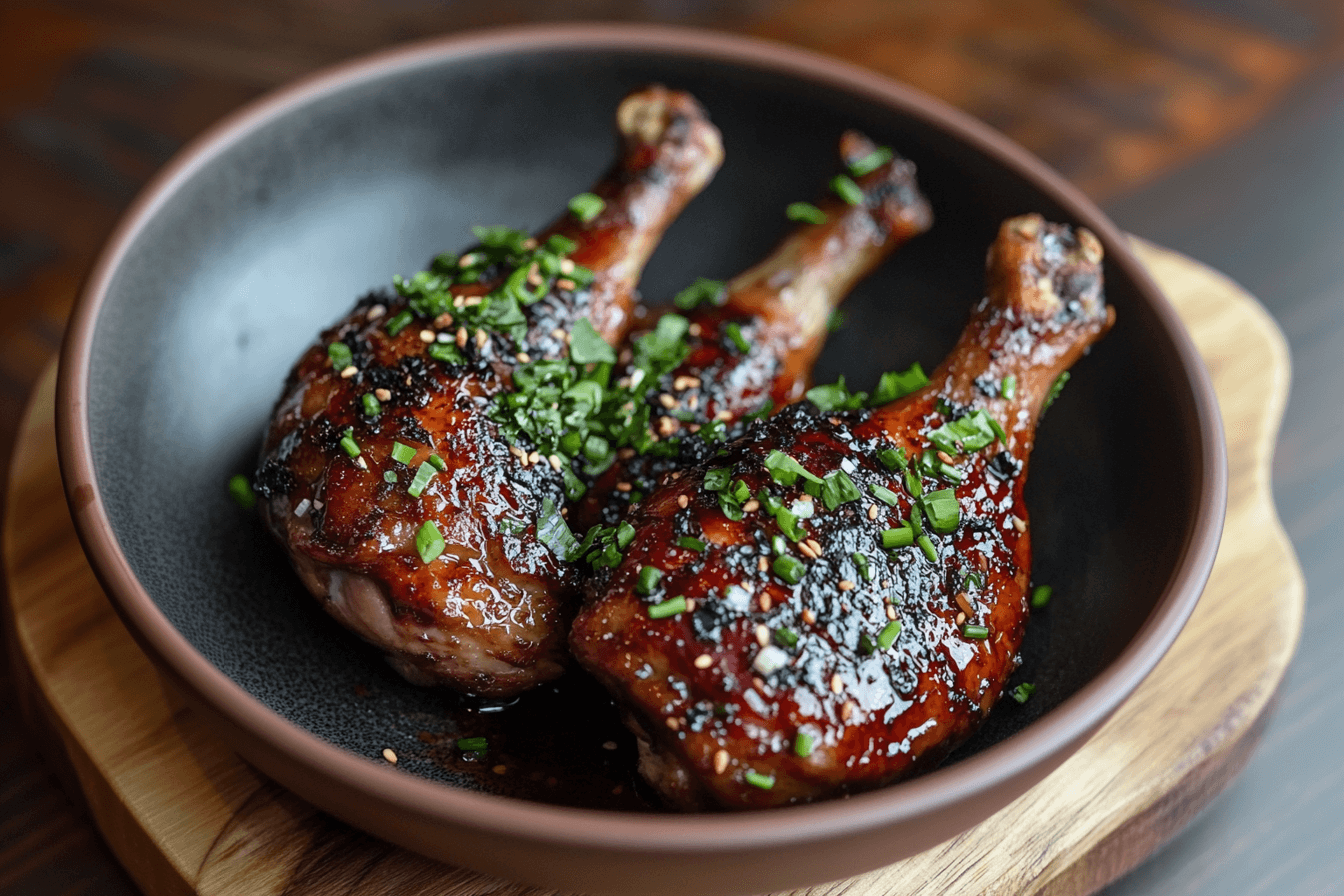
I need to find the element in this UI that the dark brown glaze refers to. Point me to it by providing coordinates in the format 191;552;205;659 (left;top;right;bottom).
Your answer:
254;86;723;698
570;215;1114;809
575;132;932;530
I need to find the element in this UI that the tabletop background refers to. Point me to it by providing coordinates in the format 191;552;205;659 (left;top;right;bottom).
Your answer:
2;2;1341;894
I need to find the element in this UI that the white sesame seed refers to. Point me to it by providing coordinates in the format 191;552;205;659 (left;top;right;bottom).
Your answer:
493;764;507;774
382;748;398;764
956;611;966;625
527;451;540;465
374;388;392;401
616;481;632;493
714;749;729;774
419;329;435;343
886;604;897;620
831;674;843;693
684;598;695;612
688;322;702;337
742;499;760;513
603;741;618;750
339;365;358;379
758;556;769;571
434;312;453;328
937;450;954;464
657;416;680;437
838;580;855;591
1010;515;1026;532
806;538;823;556
759;595;772;612
366;304;386;320
755;624;770;647
475;330;488;349
841;700;856;722
548;454;563;471
516;352;531;363
677;495;689;508
798;541;818;559
658;393;678;409
559;258;575;274
666;717;680;730
355;456;368;470
556;278;576;290
868;505;879;520
694;654;713;669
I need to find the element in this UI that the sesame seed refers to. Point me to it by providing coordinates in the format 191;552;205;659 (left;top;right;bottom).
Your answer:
798;541;818;559
666;717;680;730
687;424;701;433
603;741;618;750
453;295;466;309
841;700;856;722
684;598;695;612
838;580;855;591
339;365;358;379
955;611;966;625
755;624;770;647
464;296;482;307
458;253;478;267
802;608;816;624
657;416;681;437
382;748;398;764
556;278;576;290
548;454;564;471
658;393;678;409
687;395;699;411
434;312;453;328
955;593;974;616
616;481;632;493
516;352;531;363
522;238;538;250
559;258;575;274
759;595;772;612
886;604;897;620
715;409;733;422
694;654;713;669
742;499;760;513
688;322;702;337
868;505;879;520
419;329;435;343
527;451;540;465
355;456;368;470
367;304;386;320
312;500;324;510
455;327;468;348
374;388;392;401
475;330;488;349
714;749;729;774
937;450;955;464
805;539;823;556
677;495;689;508
758;556;769;571
673;375;701;391
493;765;507;774
669;470;681;479
1010;515;1026;532
798;494;813;503
831;674;843;694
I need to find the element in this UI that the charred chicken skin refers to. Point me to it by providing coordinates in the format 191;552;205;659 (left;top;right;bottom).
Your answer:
254;87;723;698
570;215;1114;808
575;132;933;531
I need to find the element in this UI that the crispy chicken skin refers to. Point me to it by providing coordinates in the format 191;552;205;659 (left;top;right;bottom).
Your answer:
254;87;723;698
576;132;933;531
570;215;1114;808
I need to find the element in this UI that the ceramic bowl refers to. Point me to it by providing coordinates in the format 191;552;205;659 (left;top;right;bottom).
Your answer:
58;24;1225;896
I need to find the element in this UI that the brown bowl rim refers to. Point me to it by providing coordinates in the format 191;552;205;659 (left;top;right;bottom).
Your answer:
57;22;1227;854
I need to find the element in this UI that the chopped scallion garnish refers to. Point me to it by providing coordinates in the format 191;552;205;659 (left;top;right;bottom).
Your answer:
339;428;361;458
672;277;726;311
636;565;663;595
648;595;687;619
881;526;914;549
878;447;907;471
876;619;902;651
922;488;960;534
1031;584;1053;608
774;627;799;648
962;623;990;640
1010;682;1036;703
917;534;938;564
793;732;815;758
390;441;416;465
870;483;899;506
1001;375;1017;400
852;551;873;581
361;393;381;416
416;520;445;564
383;470;397;484
703;467;732;492
744;769;775;790
228;474;255;510
407;462;436;497
457;736;488;753
773;555;806;585
830;174;863;206
568;192;606;222
327;341;353;370
820;469;861;510
848;145;893;176
427;453;447;472
1043;372;1070;413
786;201;827;224
764;451;823;487
677;536;708;552
724;322;751;354
384;309;413;336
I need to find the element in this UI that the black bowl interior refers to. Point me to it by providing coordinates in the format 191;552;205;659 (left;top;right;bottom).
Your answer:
86;47;1197;810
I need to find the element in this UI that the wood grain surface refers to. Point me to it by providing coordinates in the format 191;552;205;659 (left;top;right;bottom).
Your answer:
2;240;1304;896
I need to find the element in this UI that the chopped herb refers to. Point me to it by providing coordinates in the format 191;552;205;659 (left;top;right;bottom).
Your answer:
327;341;353;370
870;483;900;506
390;441;417;465
636;565;663;595
339;428;361;458
928;409;1004;455
852;551;873;581
1001;375;1017;400
859;631;876;655
416;520;445;564
723;322;751;354
457;736;488;753
536;497;581;562
561;465;586;501
848;145;894;176
427;453;447;472
1031;584;1053;609
764;451;823;487
963;570;985;590
776;507;808;543
922;488;960;534
568;318;616;365
786;201;828;224
568;192;606;222
962;623;990;640
228;474;255;510
826;309;846;333
407;462;436;498
383;470;398;484
773;555;807;585
793;732;815;758
870;363;928;405
744;769;775;790
904;467;923;497
677;536;708;552
704;467;732;492
427;342;464;364
384;310;413;336
805;375;867;411
1043;372;1070;412
878;447;907;471
361;393;381;416
774;627;799;648
648;595;687;619
830;174;864;206
820;469;862;510
673;277;726;311
917;534;938;564
881;526;914;549
876;620;902;651
1010;682;1036;703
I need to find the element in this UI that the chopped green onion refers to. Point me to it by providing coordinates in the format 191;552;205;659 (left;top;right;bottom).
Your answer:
764;451;823;487
568;317;616;364
878;447;907;471
785;201;827;224
771;535;787;555
724;322;751;353
852;551;873;582
928;410;1004;455
773;555;806;585
390;441;416;465
793;732;815;758
384;309;413;336
427;342;464;364
677;536;708;552
859;631;876;655
339;428;361;458
648;595;687;619
416;520;445;564
536;497;581;561
881;526;914;549
383;470;398;484
876;620;902;651
848;145;893;176
744;769;775;790
805;375;867;411
774;627;799;648
1043;372;1071;413
1031;585;1053;609
820;469;862;510
327;341;353;370
703;467;732;492
776;506;808;542
962;623;990;640
922;488;960;534
457;736;488;753
904;467;922;497
427;453;447;472
871;363;928;405
870;484;899;506
361;393;381;416
407;462;436;497
228;474;255;510
830;174;864;206
909;503;924;534
1010;682;1036;704
636;565;663;595
672;277;726;311
917;534;938;563
1001;375;1017;400
568;192;606;222
826;309;846;333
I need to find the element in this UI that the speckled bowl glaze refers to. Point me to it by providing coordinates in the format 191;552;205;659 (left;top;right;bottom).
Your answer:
58;24;1226;896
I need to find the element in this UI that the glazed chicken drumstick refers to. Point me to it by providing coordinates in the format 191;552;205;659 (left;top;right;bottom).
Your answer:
253;86;723;698
570;215;1115;809
574;131;932;531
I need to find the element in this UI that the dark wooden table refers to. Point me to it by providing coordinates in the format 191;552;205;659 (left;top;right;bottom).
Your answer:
3;2;1341;894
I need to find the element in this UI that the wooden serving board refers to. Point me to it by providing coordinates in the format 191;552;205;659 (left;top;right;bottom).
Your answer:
3;239;1304;896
